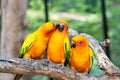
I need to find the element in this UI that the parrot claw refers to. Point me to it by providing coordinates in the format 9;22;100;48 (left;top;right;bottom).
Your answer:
24;58;31;61
58;63;64;69
73;70;78;74
23;58;33;64
54;63;64;69
82;72;89;76
43;59;51;63
72;70;78;76
41;59;52;66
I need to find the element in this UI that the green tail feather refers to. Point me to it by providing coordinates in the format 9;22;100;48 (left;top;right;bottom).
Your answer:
89;65;105;76
64;58;71;68
64;42;70;66
14;74;23;80
88;45;105;76
49;78;54;80
64;51;70;66
89;57;105;76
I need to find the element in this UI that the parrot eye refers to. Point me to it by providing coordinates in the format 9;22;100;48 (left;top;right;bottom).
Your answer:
78;41;82;45
58;23;64;32
60;23;65;27
49;30;53;32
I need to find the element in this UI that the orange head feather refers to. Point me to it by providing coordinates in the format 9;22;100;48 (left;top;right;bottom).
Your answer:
71;35;88;49
38;22;56;36
59;20;68;28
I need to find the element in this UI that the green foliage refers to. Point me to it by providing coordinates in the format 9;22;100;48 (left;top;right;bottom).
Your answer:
66;16;103;41
48;0;100;14
32;76;50;80
26;10;45;32
28;0;44;11
105;1;120;67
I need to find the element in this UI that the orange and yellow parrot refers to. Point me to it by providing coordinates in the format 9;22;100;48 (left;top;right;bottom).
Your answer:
14;22;56;80
70;35;105;76
47;20;70;66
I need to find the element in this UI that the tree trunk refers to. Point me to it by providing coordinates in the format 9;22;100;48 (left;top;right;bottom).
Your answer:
0;0;28;80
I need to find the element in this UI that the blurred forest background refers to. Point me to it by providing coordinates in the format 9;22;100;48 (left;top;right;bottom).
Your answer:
0;0;120;80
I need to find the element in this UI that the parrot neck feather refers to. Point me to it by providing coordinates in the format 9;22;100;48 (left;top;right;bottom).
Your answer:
34;30;49;42
76;46;89;53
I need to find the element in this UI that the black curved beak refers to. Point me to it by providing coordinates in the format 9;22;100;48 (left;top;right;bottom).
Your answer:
58;23;64;32
55;23;65;32
55;24;60;30
71;42;76;48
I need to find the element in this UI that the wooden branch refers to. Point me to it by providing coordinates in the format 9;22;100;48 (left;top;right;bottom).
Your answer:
99;39;111;48
68;28;79;37
0;56;93;80
0;56;119;80
0;28;119;80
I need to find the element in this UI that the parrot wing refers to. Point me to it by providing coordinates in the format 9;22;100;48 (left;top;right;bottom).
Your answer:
19;34;36;58
64;36;71;66
89;45;105;76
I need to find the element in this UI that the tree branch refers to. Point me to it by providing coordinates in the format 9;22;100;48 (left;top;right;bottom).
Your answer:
0;28;119;80
99;39;111;48
0;56;93;80
0;56;119;80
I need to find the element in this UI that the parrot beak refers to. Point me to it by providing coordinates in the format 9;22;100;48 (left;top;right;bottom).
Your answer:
55;24;60;30
71;42;76;48
58;23;64;32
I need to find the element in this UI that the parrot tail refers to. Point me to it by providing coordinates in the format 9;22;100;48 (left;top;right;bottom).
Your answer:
64;58;69;66
49;77;54;80
89;68;105;77
14;74;23;80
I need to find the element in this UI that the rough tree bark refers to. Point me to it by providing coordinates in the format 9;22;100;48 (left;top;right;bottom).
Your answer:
0;28;120;80
1;0;28;80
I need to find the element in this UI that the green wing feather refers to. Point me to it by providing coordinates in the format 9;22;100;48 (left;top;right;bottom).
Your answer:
89;45;105;76
14;34;36;80
64;36;71;66
19;34;36;58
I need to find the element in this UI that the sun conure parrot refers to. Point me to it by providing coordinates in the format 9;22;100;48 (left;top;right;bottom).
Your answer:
70;35;105;76
47;20;70;66
14;22;56;80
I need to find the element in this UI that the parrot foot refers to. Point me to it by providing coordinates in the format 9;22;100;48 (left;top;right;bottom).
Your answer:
55;63;64;69
72;70;78;77
41;59;52;66
23;58;33;63
82;72;89;76
73;70;78;74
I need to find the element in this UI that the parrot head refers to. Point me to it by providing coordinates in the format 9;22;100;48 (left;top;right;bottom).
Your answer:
55;20;68;32
71;35;88;49
40;22;57;36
